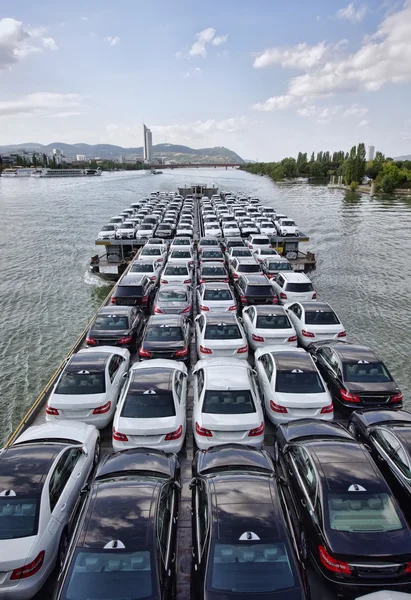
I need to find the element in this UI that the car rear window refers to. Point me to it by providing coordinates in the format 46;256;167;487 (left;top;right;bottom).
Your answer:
116;286;143;297
246;285;274;296
55;371;106;395
305;310;340;325
61;549;154;600
203;251;224;259
131;264;154;273
158;290;187;302
165;265;189;276
327;493;403;533
93;315;129;330
171;250;191;259
268;262;293;271
121;389;176;418
203;289;233;301
252;237;270;244
275;371;324;394
200;239;219;246
232;249;252;257
173;238;191;245
343;362;392;383
205;324;242;340
238;264;261;273
145;325;183;342
256;314;291;329
141;248;160;256
281;220;295;226
203;390;255;414
202;266;226;276
284;282;313;292
208;542;295;594
0;497;39;539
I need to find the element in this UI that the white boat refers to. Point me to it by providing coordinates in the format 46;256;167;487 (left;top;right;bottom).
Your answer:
83;168;102;176
31;168;102;178
16;168;42;177
1;168;19;177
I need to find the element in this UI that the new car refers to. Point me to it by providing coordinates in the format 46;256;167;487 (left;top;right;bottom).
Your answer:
170;236;193;251
136;224;155;239
192;359;264;449
198;237;220;252
86;306;144;350
115;222;135;240
259;220;277;236
242;305;297;350
198;262;229;284
276;218;299;237
246;234;271;250
276;419;411;596
190;445;308;600
111;274;156;310
197;282;237;314
129;258;163;284
271;272;317;304
225;247;253;263
195;313;248;359
204;223;222;238
222;222;241;238
112;361;187;453
153;283;192;315
255;347;333;424
229;257;264;280
46;347;130;428
234;274;278;309
97;224;116;240
139;314;190;362
285;301;347;347
176;223;193;237
200;248;226;264
155;222;173;239
137;244;167;264
308;341;403;410
252;247;280;263
53;449;180;600
168;248;194;268
261;256;294;278
0;421;99;600
160;262;193;286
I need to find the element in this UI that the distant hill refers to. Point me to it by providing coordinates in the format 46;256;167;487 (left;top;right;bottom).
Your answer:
0;142;244;164
395;154;411;161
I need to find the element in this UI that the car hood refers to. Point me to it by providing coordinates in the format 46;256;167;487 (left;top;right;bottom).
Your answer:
0;536;36;571
201;412;260;431
326;527;411;560
50;392;106;408
117;415;179;436
142;340;186;351
346;381;398;393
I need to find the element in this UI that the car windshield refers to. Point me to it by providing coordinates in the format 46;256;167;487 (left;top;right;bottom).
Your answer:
282;221;295;226
207;542;296;594
327;493;403;533
171;251;190;259
122;389;176;418
200;239;218;246
61;549;155;600
158;290;187;302
203;390;255;414
285;282;313;292
205;323;242;340
238;264;261;273
202;266;226;276
116;286;143;297
232;249;252;257
122;224;134;229
173;239;190;245
246;285;273;296
101;226;114;231
142;248;160;256
203;251;223;259
252;238;270;244
0;497;39;539
131;264;154;273
93;315;129;330
276;371;324;394
203;289;233;301
256;314;292;329
268;262;293;271
145;325;183;342
165;266;189;276
343;362;392;383
305;310;340;325
55;371;106;395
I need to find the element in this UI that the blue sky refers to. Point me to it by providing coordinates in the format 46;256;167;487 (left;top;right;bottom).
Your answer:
1;0;411;160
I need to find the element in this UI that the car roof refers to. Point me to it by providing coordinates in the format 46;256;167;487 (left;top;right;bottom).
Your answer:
253;305;286;316
0;445;65;494
98;306;133;316
204;314;239;325
118;274;146;285
329;342;379;362
273;350;316;372
243;275;270;284
204;362;250;390
129;367;174;392
147;314;184;326
66;352;111;372
203;282;230;289
300;301;331;312
280;272;311;282
158;283;189;291
235;257;258;265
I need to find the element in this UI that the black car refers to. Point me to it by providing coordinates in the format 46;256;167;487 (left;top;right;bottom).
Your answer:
349;409;411;524
86;305;144;350
234;274;278;309
190;444;308;600
111;274;156;310
53;449;180;600
275;419;411;596
156;223;174;239
308;341;403;410
139;314;190;361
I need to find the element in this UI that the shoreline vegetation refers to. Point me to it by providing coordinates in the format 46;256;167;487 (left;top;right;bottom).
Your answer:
242;144;411;194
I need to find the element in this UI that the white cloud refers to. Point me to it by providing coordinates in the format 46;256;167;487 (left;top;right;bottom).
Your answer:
0;93;85;117
152;116;248;138
253;95;294;111
296;102;368;123
253;42;330;70
358;119;369;127
104;35;120;46
183;67;202;77
336;3;368;23
0;18;58;69
177;27;228;59
212;34;228;46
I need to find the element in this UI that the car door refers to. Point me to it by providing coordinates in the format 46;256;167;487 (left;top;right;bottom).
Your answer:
48;447;84;534
315;347;337;392
193;368;205;427
272;274;283;299
157;483;178;599
242;306;255;339
286;303;302;333
108;354;127;410
370;429;411;506
288;446;320;547
192;480;209;600
256;352;274;409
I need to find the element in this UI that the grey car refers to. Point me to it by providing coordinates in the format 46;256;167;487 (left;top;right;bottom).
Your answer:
197;282;238;314
153;283;193;315
198;261;229;284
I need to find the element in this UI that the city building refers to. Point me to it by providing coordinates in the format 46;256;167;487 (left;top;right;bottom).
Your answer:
76;154;86;161
367;145;375;161
52;148;64;165
143;124;153;163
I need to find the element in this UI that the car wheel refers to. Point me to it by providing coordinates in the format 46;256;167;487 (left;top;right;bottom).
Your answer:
300;530;308;561
58;530;69;570
348;423;357;439
93;440;101;466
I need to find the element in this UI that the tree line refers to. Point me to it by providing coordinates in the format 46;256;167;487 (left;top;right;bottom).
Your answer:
0;155;147;172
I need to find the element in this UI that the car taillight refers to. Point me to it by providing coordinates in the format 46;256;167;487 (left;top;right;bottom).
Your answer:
181;305;191;314
320;403;334;414
141;295;149;305
233;273;239;279
223;278;229;283
154;306;163;314
248;422;264;436
280;292;287;299
405;562;411;573
161;279;168;284
175;347;188;357
200;345;213;354
93;401;111;414
183;279;192;284
195;422;212;437
228;305;237;311
139;348;151;357
165;425;183;441
198;279;205;284
240;295;248;304
337;331;347;338
113;428;128;442
237;345;248;354
252;334;265;342
46;406;59;416
110;297;117;304
86;337;97;346
200;305;210;311
318;546;351;576
270;401;288;413
118;335;133;344
11;551;45;580
249;244;253;249
340;389;360;403
271;296;278;304
391;392;403;404
288;335;297;342
302;330;315;338
312;292;317;299
150;275;156;281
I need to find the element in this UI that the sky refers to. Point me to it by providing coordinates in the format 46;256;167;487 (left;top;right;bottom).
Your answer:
1;0;411;160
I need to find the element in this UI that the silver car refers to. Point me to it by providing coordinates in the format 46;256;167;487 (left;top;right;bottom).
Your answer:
153;283;192;315
197;282;237;314
198;261;229;284
195;313;248;359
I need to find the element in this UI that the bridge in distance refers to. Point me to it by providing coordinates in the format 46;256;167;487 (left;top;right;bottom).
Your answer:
150;163;242;169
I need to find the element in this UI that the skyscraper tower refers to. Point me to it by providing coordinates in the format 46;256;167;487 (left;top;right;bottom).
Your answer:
143;124;153;163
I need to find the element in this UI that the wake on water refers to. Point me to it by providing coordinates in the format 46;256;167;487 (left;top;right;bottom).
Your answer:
83;270;113;288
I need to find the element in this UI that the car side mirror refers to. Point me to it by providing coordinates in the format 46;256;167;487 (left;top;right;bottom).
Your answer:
122;372;128;378
80;483;89;495
82;445;89;457
189;477;199;490
311;355;318;362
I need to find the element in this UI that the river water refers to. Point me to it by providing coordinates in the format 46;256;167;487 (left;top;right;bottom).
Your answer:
1;169;411;444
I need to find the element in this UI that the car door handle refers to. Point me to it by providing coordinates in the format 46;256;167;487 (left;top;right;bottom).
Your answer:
60;503;67;511
300;498;306;508
76;472;82;478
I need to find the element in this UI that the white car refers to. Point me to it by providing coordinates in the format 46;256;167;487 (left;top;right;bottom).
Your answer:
197;282;237;314
176;224;193;237
195;313;248;359
242;305;297;350
252;247;280;263
222;222;241;237
246;234;271;251
136;224;155;239
285;301;347;347
259;221;277;236
273;212;287;227
97;224;117;240
276;218;299;237
112;360;187;454
355;594;411;600
129;258;163;284
109;215;125;228
0;421;99;600
255;346;333;424
192;359;264;450
169;237;194;252
138;244;168;264
161;261;193;285
168;248;194;269
205;224;222;237
115;222;135;240
46;347;130;429
271;272;317;304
